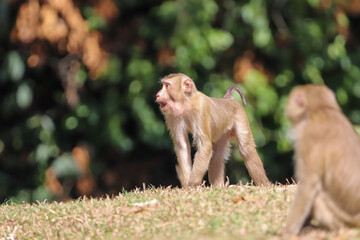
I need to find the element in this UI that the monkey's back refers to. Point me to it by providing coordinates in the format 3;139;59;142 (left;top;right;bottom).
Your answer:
207;96;245;141
303;109;360;215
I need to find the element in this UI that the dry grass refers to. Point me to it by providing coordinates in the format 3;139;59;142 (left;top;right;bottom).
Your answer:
1;184;359;240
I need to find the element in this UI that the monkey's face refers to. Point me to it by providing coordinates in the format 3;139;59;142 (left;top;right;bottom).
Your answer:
286;88;307;124
156;74;195;116
156;80;178;114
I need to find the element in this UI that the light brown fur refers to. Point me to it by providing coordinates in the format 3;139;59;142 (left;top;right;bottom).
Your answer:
156;73;270;187
283;84;360;237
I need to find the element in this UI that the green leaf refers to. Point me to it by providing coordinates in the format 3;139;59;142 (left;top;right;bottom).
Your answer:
16;83;33;109
7;51;25;82
207;29;234;51
52;153;80;178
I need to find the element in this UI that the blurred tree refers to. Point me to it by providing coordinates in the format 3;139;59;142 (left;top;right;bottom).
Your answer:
0;0;360;202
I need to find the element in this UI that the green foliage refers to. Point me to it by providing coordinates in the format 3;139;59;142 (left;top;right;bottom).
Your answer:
241;0;273;48
1;0;360;202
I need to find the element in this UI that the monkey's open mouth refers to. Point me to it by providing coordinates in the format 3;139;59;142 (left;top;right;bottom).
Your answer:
158;101;167;109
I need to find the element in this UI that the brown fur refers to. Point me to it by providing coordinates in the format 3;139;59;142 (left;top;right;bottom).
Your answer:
283;84;360;237
156;73;270;187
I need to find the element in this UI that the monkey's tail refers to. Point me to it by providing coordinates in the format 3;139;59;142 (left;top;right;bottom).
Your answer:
224;86;247;106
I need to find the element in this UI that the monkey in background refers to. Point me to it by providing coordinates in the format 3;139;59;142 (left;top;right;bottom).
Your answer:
156;73;270;187
283;84;360;237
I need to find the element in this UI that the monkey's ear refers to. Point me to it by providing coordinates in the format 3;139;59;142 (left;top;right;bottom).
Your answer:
182;78;193;94
295;91;306;107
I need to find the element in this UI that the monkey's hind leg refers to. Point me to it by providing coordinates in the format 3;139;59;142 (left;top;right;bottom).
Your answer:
234;119;270;186
312;191;351;230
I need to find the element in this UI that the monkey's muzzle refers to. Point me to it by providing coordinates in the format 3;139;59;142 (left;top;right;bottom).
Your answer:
157;101;167;109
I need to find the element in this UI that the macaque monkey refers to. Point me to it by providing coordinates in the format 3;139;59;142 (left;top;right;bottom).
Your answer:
283;84;360;237
156;73;270;187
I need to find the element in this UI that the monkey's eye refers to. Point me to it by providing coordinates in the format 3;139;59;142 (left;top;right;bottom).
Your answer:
164;83;170;89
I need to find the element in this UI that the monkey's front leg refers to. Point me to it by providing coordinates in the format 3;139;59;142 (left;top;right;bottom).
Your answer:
208;134;230;187
174;134;192;187
188;138;213;187
283;180;321;237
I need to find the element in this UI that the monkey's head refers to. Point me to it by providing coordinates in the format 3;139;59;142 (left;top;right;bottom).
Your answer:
286;84;340;124
156;73;197;116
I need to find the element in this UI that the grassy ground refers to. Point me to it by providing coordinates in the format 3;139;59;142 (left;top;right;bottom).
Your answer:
1;184;359;240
